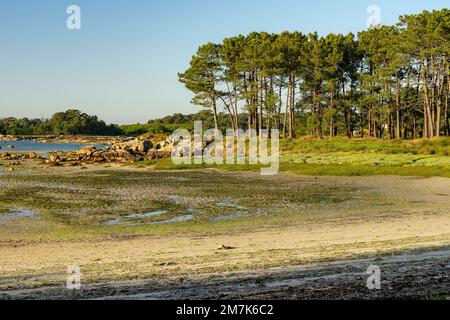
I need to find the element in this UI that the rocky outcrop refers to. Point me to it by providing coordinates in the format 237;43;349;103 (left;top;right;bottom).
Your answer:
49;154;59;163
137;140;153;153
41;137;171;165
0;152;43;161
155;141;166;150
1;134;218;166
0;135;21;141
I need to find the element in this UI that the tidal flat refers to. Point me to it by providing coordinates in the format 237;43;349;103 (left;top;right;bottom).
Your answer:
0;159;449;299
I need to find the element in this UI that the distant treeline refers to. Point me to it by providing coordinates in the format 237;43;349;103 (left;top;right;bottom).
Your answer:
0;109;248;137
0;110;122;136
179;9;450;139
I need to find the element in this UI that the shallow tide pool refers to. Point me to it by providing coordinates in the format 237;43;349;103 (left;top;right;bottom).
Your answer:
105;209;194;226
0;208;38;220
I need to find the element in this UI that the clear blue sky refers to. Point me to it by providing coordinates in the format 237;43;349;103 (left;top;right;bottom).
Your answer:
0;0;448;124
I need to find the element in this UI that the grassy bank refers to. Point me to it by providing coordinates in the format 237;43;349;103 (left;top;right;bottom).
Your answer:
131;137;450;177
280;137;450;155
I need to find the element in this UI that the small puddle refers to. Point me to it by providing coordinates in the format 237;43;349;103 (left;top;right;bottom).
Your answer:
216;200;247;210
145;214;193;225
105;210;168;226
105;209;194;226
0;208;38;220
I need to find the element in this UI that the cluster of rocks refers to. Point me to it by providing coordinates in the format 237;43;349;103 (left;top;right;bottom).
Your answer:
0;135;20;141
0;152;39;161
0;152;40;171
33;135;131;145
45;137;173;165
0;135;219;168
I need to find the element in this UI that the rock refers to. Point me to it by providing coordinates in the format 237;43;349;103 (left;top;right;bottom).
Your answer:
67;156;82;162
137;140;153;153
159;145;172;153
92;156;106;163
217;244;235;250
29;152;37;159
76;146;97;157
117;149;133;158
170;136;183;147
130;139;140;152
146;150;171;160
100;151;118;162
112;143;124;151
8;167;15;171
7;145;14;149
113;140;136;152
146;150;157;160
49;154;59;163
155;141;166;150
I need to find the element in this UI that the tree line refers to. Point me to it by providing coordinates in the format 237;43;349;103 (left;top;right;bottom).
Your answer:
0;109;243;137
179;9;450;139
0;110;122;136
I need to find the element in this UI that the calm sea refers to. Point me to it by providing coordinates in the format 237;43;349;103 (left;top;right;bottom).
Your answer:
0;140;109;154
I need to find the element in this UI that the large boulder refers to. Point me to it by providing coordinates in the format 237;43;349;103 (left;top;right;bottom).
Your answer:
76;146;97;157
101;151;119;161
130;139;141;152
117;149;133;158
49;154;59;163
0;152;11;160
169;136;184;147
137;140;153;153
155;141;166;150
112;143;122;151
